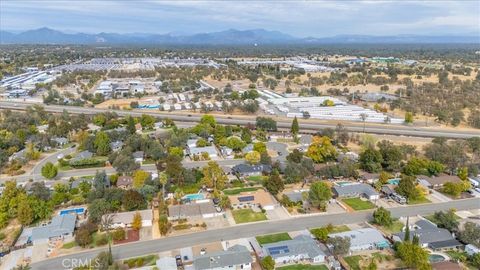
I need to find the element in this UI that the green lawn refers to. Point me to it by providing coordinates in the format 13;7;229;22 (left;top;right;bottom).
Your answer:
407;197;431;205
330;225;351;233
382;220;404;234
246;175;266;183
256;233;291;245
62;241;77;249
277;264;328;270
223;187;259;195
232;209;267;224
342;197;375;210
344;255;363;270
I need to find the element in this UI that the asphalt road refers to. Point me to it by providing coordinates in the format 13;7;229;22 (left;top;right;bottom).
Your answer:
2;101;479;139
0;159;244;184
30;198;480;270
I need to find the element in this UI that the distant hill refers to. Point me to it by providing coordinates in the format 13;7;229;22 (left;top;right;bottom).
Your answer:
0;27;478;45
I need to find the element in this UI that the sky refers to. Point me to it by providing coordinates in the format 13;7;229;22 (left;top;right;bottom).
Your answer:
1;0;479;37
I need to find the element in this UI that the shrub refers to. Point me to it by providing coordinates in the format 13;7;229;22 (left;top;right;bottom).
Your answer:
96;234;108;246
112;228;126;241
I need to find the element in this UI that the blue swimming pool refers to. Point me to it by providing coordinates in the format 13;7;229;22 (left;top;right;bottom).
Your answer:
429;254;447;263
59;208;85;215
387;178;400;185
183;193;205;201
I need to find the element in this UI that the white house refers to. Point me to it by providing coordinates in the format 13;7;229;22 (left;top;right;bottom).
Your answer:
103;209;153;229
329;228;389;253
465;244;480;256
193;245;252;270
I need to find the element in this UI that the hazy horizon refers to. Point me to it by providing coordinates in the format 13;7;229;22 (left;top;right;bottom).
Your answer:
1;0;479;37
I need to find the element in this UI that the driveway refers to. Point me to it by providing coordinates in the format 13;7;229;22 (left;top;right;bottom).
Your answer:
266;142;288;162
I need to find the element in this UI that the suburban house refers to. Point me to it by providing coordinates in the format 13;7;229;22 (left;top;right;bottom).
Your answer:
71;150;93;163
284;190;308;203
193;244;253;270
232;164;272;177
110;141;123;152
102;209;153;229
329;228;389;253
393;220;462;250
332;183;380;201
70;178;93;189
116;176;133;189
220;146;234;158
52;137;68;147
417;174;463;189
168;201;222;220
186;139;219;159
133;151;144;164
31;214;76;244
242;144;254;153
9;149;27;162
261;235;326;265
229;189;276;210
154;121;164;129
465;244;480;256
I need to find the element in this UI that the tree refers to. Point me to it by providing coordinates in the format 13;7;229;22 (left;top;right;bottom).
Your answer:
41;162;58;179
132;170;150;189
431;210;459;232
310;226;330;242
256;117;277;131
140;114;155;130
122;190;146;211
253;142;267;154
291;116;299;135
396;175;421;201
359;148;383;173
227;136;246;151
75;226;93;247
457;167;468;181
442;182;466;198
88;198;112;223
260;256;275;270
404;112;414;124
366;259;377;270
396;241;431;270
263;170;284;195
308;181;332;210
241;128;252;144
131;211;142;231
472;253;480;268
94;131;111;156
327;236;351;255
165;154;184;186
372;207;393;227
459;221;480;246
306;136;337;163
200;114;216;127
245;151;261;164
17;199;34;225
202;161;227;190
158;214;170;236
112;153;139;174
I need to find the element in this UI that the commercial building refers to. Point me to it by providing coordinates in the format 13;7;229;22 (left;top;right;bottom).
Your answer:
261;235;325;265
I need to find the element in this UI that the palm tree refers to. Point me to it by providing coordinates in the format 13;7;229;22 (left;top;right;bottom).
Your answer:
158;172;168;199
101;213;116;264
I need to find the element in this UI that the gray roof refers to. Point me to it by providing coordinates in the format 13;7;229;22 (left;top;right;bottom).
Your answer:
103;210;152;225
72;151;93;162
395;220;456;245
262;234;325;260
284;192;305;203
71;178;92;189
168;201;217;218
194;245;252;270
156;257;177;270
31;214;76;241
10;149;27;161
189;145;218;156
242;144;254;153
52;137;68;145
232;164;272;174
333;183;378;198
329;228;387;248
110;141;123;150
133;151;144;159
299;135;313;145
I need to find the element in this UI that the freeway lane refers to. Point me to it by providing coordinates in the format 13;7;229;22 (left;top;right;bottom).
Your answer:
31;198;480;270
1;101;480;139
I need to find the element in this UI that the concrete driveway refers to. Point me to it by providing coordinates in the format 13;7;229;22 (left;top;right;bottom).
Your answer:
266;142;288;162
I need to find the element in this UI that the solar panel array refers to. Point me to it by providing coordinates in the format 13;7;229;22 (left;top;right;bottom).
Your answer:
238;195;255;202
268;246;290;255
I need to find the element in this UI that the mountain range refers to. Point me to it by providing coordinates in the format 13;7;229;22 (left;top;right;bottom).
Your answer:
0;27;478;45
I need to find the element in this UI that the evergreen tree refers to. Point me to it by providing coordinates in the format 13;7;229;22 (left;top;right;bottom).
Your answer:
291;116;299;135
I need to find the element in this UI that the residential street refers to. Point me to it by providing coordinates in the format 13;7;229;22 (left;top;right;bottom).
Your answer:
30;198;480;270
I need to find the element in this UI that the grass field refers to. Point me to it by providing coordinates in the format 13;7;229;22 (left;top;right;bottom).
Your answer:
223;187;259;195
330;225;351;233
344;255;363;270
342;197;375;210
62;241;77;249
407;197;431;205
232;209;267;224
277;264;329;270
382;220;405;234
256;233;291;245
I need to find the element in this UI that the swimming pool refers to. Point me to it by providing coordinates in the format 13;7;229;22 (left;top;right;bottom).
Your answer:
387;178;400;185
428;254;447;263
59;208;85;215
183;193;205;201
336;181;355;187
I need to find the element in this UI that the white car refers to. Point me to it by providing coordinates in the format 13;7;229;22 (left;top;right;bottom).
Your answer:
57;154;64;160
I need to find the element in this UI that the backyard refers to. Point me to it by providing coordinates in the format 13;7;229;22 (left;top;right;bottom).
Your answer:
223;187;259;195
256;232;291;245
344;255;363;270
342;198;375;210
232;209;267;224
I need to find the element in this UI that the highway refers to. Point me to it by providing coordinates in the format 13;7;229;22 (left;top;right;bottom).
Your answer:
0;159;245;183
30;198;480;270
1;101;480;139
